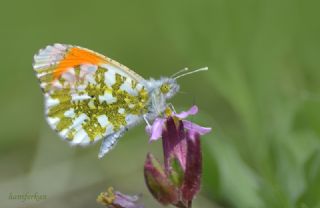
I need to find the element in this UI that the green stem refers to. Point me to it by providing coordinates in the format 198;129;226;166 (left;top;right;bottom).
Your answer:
187;200;192;208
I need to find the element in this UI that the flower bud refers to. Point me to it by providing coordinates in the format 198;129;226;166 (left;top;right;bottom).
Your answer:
144;153;178;205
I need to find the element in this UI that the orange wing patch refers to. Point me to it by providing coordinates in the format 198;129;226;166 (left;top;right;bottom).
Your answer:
54;47;107;79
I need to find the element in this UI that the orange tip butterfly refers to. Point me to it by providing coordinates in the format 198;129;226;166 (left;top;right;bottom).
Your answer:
33;44;207;158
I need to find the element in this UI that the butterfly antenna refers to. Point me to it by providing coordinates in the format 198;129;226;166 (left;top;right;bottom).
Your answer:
171;67;189;78
173;67;208;80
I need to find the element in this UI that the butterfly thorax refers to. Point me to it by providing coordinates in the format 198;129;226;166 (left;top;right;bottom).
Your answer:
144;77;180;120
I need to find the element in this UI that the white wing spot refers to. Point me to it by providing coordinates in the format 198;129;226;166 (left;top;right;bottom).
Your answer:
64;108;75;117
80;64;98;74
120;79;138;96
47;117;60;128
97;115;109;128
51;80;63;89
99;92;117;104
102;63;129;78
80;64;98;84
71;94;91;102
88;100;96;109
46;97;60;107
59;129;69;137
61;67;76;82
71;113;88;129
118;108;125;114
102;125;114;140
40;83;47;89
72;128;89;145
136;83;143;91
104;69;116;86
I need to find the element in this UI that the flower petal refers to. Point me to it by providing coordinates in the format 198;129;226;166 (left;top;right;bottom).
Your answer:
174;105;198;119
182;132;202;201
114;192;144;208
162;117;187;170
182;120;212;136
97;187;144;208
146;118;166;142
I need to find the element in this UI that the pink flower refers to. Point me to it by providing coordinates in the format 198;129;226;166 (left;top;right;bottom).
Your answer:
97;187;144;208
144;106;211;208
146;105;211;142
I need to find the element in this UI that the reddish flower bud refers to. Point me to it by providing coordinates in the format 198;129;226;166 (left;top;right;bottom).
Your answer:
144;153;179;205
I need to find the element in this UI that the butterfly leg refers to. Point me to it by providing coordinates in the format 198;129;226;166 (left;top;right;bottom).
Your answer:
98;128;127;159
168;103;177;113
143;114;151;127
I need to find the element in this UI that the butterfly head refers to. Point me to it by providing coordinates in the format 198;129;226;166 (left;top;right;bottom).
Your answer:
159;67;209;98
159;78;180;100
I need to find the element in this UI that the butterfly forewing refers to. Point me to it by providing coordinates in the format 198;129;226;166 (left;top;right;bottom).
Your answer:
33;44;149;146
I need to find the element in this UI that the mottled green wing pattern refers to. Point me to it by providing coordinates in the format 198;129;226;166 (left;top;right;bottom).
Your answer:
34;44;149;146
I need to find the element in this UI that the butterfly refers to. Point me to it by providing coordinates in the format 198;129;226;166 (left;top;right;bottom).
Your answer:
33;44;207;158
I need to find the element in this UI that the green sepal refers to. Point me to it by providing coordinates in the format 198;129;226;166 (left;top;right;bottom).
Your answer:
169;156;185;188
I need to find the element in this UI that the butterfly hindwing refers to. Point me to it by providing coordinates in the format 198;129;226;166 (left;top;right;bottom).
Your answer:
33;44;149;146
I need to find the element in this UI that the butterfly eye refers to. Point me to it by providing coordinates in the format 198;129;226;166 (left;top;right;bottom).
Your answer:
160;84;170;94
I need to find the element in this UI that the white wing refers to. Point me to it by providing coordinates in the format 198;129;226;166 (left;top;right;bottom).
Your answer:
33;44;149;147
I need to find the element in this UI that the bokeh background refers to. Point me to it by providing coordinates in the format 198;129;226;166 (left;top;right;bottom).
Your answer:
1;0;320;207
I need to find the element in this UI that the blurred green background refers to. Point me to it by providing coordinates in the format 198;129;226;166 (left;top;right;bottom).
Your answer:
1;0;320;207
